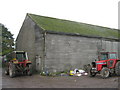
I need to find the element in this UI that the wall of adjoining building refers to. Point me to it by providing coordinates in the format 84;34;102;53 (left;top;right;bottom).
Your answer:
16;16;36;70
44;33;118;73
34;25;45;72
117;41;120;61
16;16;46;72
101;40;118;53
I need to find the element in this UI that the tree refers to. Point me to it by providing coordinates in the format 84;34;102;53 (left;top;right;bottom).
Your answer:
0;24;14;56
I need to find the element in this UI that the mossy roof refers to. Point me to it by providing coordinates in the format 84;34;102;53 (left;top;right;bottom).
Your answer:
28;13;119;39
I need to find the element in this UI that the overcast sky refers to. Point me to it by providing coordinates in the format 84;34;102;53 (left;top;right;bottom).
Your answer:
0;0;119;39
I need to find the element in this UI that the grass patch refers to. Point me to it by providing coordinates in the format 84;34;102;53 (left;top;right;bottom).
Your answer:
40;70;69;77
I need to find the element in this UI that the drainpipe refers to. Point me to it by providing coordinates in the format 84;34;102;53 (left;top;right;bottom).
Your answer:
42;31;46;72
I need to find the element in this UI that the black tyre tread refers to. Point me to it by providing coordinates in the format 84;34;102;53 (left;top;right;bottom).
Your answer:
27;64;32;76
5;67;9;75
88;66;96;77
9;63;16;78
115;61;120;75
100;67;109;79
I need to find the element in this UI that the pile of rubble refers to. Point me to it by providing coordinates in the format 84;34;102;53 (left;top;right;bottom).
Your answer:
69;68;88;76
40;68;88;77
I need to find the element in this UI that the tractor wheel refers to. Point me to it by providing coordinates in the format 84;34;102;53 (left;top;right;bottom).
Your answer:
27;64;32;76
5;67;9;75
100;67;110;79
115;61;120;76
88;66;96;77
9;63;16;78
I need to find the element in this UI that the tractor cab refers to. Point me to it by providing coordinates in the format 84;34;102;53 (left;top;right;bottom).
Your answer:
96;52;118;71
11;51;28;62
99;52;117;60
6;51;28;62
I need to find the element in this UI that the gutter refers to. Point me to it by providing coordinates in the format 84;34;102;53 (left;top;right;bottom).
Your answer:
45;30;119;41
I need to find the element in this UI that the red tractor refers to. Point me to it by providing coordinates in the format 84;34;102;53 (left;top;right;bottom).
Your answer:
4;51;32;78
87;52;120;78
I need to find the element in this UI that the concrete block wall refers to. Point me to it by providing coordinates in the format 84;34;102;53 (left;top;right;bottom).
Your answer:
116;40;120;59
16;16;36;70
45;34;98;72
102;40;118;52
45;34;118;73
34;25;45;71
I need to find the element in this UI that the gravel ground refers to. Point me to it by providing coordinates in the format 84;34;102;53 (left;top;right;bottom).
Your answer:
2;69;119;88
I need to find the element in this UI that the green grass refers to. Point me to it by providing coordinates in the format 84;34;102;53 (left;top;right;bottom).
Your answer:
28;13;119;39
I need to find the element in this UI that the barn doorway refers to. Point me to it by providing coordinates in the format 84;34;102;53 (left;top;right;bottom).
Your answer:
35;55;41;71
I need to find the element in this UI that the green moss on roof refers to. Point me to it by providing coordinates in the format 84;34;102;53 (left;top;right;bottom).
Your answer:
28;13;119;39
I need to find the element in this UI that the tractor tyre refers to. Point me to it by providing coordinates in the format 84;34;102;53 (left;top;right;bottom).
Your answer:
9;63;16;78
5;67;9;75
88;66;96;77
27;64;32;76
115;61;120;76
100;67;110;79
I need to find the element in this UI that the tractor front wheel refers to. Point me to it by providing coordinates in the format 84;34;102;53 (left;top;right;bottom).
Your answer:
9;63;16;78
100;67;110;79
27;64;32;76
115;61;120;76
88;66;96;77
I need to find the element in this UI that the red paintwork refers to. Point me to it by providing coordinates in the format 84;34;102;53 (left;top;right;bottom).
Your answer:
96;60;107;71
96;59;119;71
107;59;119;68
12;59;31;67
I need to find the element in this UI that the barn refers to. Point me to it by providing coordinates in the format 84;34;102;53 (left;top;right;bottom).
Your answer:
16;13;119;73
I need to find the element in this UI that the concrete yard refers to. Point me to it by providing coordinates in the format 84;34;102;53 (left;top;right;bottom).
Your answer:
2;69;119;88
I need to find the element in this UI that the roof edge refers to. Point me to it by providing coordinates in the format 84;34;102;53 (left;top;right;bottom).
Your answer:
27;13;119;31
45;30;119;41
27;13;46;31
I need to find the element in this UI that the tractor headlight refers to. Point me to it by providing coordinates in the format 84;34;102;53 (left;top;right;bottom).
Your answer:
13;60;18;64
27;61;31;63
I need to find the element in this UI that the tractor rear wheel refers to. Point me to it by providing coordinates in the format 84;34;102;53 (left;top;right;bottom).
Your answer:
115;61;120;76
88;66;96;77
100;67;110;79
27;64;32;76
9;63;16;78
